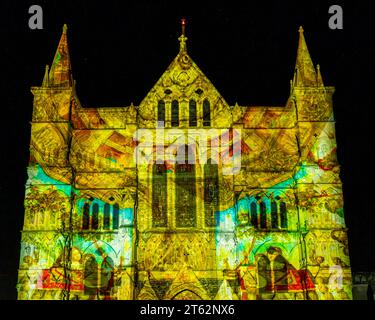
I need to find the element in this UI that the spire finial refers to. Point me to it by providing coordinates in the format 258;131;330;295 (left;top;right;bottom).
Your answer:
316;63;324;86
42;65;49;87
299;26;304;33
178;18;188;52
181;18;186;36
63;24;68;34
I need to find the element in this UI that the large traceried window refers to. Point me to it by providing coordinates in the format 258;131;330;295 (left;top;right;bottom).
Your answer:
204;158;219;226
171;100;179;127
175;145;196;227
203;99;211;127
189;99;197;127
152;162;168;227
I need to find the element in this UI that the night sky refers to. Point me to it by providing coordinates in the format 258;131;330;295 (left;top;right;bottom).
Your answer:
0;0;374;299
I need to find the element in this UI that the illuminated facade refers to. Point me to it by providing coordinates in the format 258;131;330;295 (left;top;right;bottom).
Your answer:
17;22;352;300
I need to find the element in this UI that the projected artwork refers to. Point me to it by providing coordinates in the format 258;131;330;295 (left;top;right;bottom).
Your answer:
17;23;352;300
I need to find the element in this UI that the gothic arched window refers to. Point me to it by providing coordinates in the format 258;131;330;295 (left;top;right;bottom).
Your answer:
175;145;196;227
91;203;99;230
271;201;278;229
203;99;211;127
157;100;165;126
171;100;179;127
260;201;267;229
152;162;168;227
280;201;287;229
250;202;258;228
113;204;119;230
204;158;219;226
103;203;110;230
189;100;197;127
82;203;90;230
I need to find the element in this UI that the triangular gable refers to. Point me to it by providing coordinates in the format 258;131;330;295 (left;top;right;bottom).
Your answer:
137;35;232;128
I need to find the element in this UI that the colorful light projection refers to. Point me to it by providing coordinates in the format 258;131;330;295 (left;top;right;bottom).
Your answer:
17;22;352;300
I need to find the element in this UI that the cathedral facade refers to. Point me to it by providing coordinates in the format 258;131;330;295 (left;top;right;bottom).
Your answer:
17;22;352;300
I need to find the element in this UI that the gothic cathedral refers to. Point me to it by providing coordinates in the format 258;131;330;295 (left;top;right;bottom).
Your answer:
17;22;352;300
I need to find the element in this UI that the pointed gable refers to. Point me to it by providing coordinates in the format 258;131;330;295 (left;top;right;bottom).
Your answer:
138;20;231;128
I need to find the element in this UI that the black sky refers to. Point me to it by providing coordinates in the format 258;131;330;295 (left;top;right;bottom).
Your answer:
0;0;374;300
